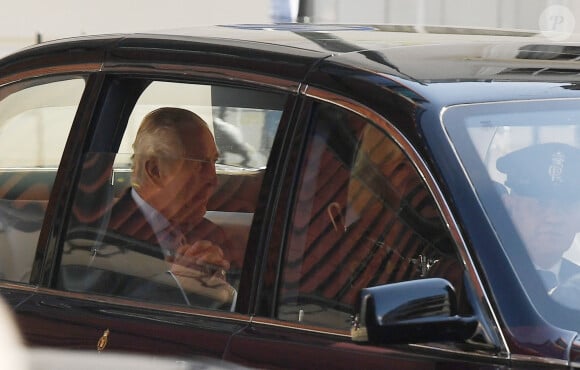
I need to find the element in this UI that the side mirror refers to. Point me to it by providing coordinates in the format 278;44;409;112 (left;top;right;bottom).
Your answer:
351;278;478;344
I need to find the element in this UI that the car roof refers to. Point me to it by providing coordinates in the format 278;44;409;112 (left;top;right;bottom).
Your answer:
3;23;580;104
143;24;580;81
4;24;580;69
152;23;541;54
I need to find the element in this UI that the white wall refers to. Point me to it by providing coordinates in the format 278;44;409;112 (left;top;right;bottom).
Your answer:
0;0;271;56
310;0;580;32
3;0;580;58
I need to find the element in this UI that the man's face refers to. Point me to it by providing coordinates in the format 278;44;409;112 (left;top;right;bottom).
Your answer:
154;124;219;227
504;193;580;268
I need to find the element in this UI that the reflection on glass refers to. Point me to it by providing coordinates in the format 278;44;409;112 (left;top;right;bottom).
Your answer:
60;150;257;311
278;103;458;330
443;99;580;329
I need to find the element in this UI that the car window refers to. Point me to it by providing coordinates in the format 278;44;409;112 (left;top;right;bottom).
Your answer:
0;77;85;283
277;102;462;330
443;99;580;331
59;80;286;311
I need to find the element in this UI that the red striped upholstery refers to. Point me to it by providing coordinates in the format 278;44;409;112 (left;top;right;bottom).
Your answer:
279;110;460;328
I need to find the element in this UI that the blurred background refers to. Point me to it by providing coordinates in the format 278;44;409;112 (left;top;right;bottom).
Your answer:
2;0;580;58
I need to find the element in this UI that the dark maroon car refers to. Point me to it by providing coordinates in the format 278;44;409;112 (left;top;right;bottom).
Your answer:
1;24;580;369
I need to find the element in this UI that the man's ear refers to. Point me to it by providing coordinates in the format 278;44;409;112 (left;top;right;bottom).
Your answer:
145;158;164;187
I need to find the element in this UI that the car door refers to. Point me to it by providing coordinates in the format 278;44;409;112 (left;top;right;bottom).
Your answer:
224;93;512;369
12;70;299;359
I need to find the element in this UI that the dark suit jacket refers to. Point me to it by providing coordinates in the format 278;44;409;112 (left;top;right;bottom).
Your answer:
64;188;233;307
107;189;229;258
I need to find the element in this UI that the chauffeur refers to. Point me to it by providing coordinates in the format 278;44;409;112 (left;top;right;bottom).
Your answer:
497;142;580;307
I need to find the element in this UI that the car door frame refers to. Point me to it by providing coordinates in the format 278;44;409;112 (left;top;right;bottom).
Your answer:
0;41;311;359
223;84;516;369
0;67;104;303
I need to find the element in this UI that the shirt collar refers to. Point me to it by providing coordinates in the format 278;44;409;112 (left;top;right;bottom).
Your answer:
131;188;170;234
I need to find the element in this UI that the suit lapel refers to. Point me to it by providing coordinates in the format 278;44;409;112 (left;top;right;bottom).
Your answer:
108;189;163;258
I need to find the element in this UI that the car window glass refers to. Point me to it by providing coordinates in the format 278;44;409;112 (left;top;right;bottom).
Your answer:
277;102;462;330
59;80;286;311
0;77;85;283
443;100;580;331
119;82;278;169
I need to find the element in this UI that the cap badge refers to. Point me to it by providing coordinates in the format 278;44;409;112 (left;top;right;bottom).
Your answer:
548;151;565;183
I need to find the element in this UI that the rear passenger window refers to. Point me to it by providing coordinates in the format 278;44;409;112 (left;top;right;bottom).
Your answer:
59;80;286;310
277;102;462;330
0;77;85;283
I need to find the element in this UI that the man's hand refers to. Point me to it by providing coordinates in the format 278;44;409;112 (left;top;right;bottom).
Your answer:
169;240;230;274
167;240;235;304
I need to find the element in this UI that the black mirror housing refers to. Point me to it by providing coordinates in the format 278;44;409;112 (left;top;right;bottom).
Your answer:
352;278;478;344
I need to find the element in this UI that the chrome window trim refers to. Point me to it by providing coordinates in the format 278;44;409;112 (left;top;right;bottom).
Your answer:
300;85;509;358
0;167;58;172
0;63;101;88
570;359;580;369
249;316;511;363
510;354;569;368
103;64;300;93
30;286;251;323
0;281;38;292
0;61;298;93
250;316;348;337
